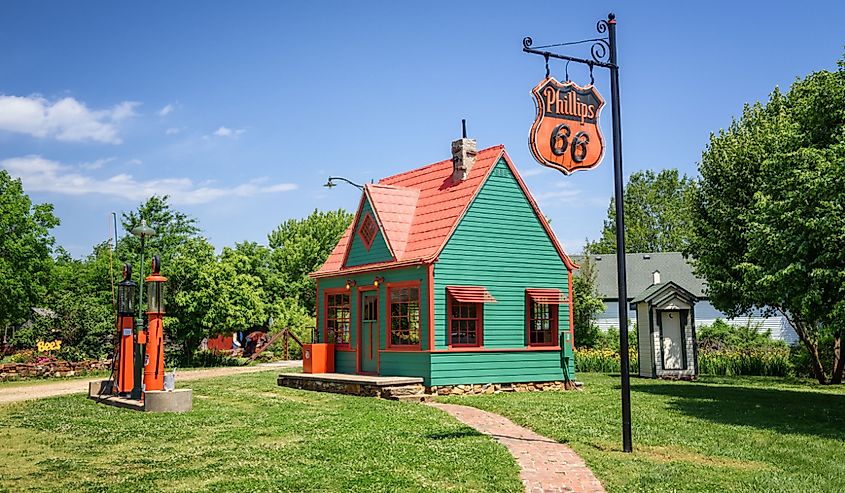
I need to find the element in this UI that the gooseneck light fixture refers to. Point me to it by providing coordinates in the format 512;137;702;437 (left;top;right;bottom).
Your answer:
324;176;365;191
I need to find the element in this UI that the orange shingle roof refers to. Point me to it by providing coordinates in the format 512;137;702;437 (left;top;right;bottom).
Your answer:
314;144;574;277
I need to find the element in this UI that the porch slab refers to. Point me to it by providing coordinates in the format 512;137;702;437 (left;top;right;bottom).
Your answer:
278;372;425;400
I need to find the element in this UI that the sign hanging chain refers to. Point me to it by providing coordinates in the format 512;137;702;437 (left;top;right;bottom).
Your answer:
544;53;550;79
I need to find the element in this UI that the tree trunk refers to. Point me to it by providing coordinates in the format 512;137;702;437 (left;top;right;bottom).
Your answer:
831;331;844;385
786;314;828;384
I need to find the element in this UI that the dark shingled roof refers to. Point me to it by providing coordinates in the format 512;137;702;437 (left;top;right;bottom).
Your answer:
574;252;706;300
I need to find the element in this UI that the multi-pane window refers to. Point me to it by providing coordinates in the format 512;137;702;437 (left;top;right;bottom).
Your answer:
389;286;420;346
449;299;482;346
358;213;378;250
528;300;558;346
325;293;351;344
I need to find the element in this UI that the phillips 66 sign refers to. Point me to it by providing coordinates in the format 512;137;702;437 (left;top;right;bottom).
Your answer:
529;77;606;174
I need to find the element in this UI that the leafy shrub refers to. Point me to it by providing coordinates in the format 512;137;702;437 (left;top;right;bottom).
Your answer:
57;345;86;362
789;333;836;379
190;350;248;367
699;347;793;376
253;351;275;363
575;348;639;373
697;319;785;351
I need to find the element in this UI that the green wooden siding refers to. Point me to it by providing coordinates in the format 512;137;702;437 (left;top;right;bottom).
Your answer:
335;351;356;374
379;352;430;383
430;350;569;386
434;158;571;351
346;198;393;267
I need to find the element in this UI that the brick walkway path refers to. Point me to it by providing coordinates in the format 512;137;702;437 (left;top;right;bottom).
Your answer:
430;403;606;493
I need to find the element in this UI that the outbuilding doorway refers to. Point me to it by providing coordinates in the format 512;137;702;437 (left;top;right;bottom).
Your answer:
659;310;687;370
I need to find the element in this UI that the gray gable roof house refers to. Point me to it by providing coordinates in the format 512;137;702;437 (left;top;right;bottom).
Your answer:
576;252;799;344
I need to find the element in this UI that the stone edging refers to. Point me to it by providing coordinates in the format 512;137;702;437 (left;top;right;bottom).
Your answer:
0;360;109;381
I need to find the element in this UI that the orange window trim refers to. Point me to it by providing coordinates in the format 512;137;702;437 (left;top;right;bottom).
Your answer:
324;288;351;347
386;280;422;350
525;291;559;347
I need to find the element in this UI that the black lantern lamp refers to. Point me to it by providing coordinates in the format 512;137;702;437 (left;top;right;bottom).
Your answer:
117;264;137;316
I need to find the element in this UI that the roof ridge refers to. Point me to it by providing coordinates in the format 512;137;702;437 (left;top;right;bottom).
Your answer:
379;144;504;184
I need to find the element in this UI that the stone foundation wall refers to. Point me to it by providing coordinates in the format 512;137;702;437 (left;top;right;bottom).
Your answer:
429;381;575;396
277;375;425;399
0;360;110;381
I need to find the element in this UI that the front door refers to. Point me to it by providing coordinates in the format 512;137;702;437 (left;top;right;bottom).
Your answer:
359;291;379;374
661;310;684;370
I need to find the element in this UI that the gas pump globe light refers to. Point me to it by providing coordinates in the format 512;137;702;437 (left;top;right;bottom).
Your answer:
117;264;137;315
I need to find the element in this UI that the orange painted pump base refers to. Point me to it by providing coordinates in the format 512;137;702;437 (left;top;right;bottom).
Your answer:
143;314;165;392
303;343;335;373
115;315;135;394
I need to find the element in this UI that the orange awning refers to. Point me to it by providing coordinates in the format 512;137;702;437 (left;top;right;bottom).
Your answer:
526;288;568;304
446;286;497;303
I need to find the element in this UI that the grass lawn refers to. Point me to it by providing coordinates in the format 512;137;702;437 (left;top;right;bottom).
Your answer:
0;371;522;493
441;373;845;493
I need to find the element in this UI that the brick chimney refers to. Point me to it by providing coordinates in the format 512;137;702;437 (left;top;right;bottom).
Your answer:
451;137;477;183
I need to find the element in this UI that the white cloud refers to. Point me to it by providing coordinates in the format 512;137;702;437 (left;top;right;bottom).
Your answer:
520;166;547;177
158;104;174;116
126;158;143;166
2;155;298;205
165;127;181;135
80;157;115;170
0;94;139;144
534;182;582;203
212;126;246;138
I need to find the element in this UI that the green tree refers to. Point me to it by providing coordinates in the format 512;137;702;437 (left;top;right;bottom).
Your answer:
204;245;269;331
588;169;695;254
572;254;604;348
118;196;215;361
0;171;59;336
268;209;353;314
687;56;845;384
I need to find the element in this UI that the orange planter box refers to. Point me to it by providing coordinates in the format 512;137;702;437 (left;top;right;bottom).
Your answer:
303;343;335;373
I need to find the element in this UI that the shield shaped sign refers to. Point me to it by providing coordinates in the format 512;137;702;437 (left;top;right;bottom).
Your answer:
529;77;606;174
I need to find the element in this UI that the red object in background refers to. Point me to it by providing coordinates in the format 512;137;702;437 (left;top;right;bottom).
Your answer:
207;333;233;351
303;343;335;373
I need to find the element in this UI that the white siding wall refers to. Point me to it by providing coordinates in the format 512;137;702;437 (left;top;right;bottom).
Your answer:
636;304;652;377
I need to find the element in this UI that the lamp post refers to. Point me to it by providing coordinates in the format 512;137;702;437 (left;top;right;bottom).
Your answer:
522;13;632;452
130;219;155;399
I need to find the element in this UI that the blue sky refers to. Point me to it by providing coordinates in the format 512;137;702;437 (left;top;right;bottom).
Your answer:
1;1;842;257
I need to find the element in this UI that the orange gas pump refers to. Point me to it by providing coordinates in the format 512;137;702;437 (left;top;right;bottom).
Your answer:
115;264;137;395
143;256;167;392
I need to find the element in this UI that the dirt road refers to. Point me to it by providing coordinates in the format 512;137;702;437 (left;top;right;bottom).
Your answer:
0;361;301;406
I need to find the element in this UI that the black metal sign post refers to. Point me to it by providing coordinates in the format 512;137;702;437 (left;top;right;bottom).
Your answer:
523;12;632;453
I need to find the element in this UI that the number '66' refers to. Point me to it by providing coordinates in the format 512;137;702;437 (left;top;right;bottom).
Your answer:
550;123;590;163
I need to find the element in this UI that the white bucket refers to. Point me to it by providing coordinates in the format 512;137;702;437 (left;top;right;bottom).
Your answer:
163;369;176;391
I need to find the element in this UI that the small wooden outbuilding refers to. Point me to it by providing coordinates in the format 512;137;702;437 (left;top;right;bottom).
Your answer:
630;280;698;379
